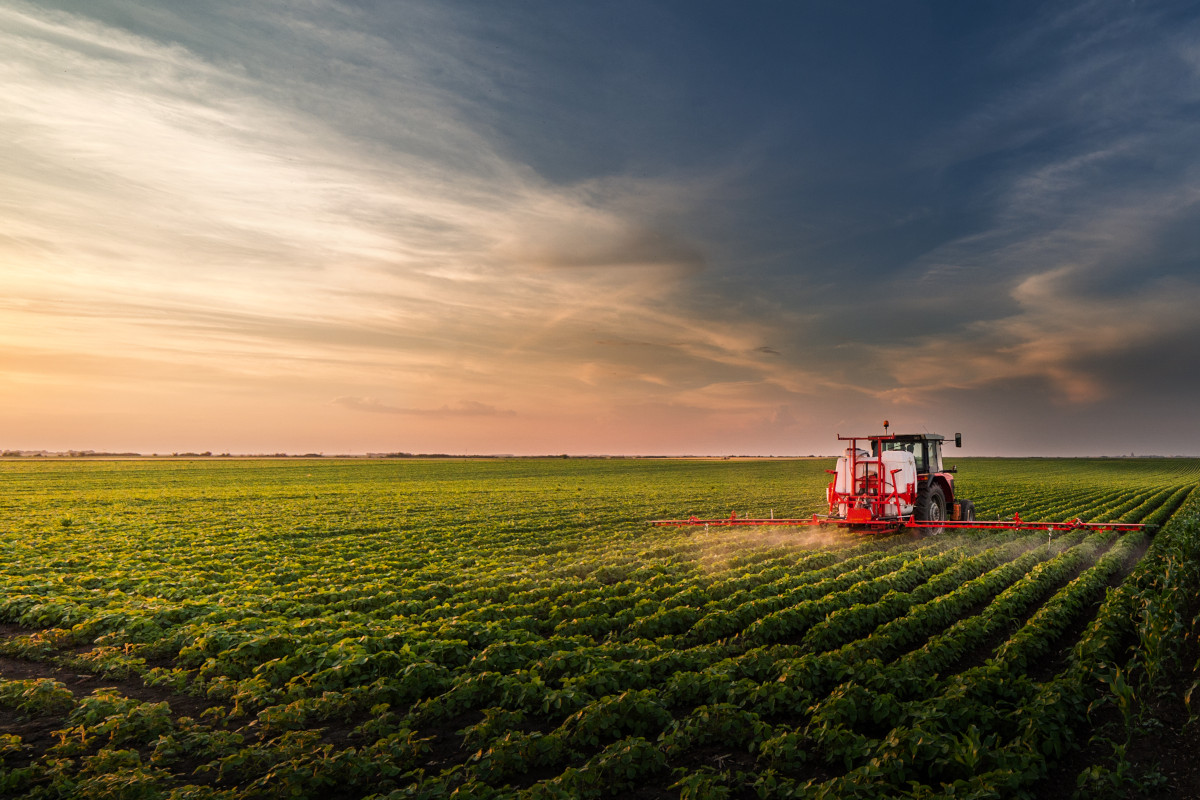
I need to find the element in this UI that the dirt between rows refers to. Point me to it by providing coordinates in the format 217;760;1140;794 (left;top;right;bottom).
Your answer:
1030;689;1200;799
1032;584;1200;800
0;623;215;715
0;627;225;784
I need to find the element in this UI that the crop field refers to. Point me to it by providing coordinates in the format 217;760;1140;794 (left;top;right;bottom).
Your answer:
2;457;1200;799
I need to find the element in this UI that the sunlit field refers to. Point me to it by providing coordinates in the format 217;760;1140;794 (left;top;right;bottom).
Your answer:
2;458;1199;798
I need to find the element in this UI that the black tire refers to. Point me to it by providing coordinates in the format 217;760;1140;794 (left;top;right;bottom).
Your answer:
916;484;946;535
959;499;976;523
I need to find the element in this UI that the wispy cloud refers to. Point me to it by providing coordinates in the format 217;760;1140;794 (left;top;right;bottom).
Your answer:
333;397;516;417
0;3;732;383
872;264;1200;404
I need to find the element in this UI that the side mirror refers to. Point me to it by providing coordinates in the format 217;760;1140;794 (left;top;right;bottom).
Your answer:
955;433;962;448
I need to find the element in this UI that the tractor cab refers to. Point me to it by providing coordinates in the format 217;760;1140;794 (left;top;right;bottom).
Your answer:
873;433;959;477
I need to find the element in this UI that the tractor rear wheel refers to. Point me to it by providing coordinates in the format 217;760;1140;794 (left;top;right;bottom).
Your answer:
916;485;946;535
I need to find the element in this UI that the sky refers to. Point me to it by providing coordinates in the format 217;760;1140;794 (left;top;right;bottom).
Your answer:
3;0;1200;457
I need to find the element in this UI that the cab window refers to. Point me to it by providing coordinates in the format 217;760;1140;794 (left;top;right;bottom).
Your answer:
879;441;926;472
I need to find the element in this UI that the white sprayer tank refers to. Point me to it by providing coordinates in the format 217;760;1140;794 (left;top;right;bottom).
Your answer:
832;447;917;519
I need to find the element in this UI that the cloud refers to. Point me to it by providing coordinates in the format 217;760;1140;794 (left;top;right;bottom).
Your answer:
332;397;516;417
0;2;738;399
871;264;1200;404
496;212;706;274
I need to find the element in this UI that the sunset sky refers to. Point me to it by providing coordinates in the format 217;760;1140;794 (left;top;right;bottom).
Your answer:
3;1;1200;456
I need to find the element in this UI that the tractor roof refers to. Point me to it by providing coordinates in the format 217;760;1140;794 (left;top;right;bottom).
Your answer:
887;433;945;442
838;432;949;445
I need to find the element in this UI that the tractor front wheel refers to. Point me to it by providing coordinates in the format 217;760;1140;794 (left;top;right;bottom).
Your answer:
916;485;946;535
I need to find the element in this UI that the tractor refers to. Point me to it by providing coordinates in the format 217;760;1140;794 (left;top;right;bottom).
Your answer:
828;428;971;536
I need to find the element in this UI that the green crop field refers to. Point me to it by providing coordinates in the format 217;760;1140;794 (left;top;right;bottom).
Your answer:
2;457;1199;799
